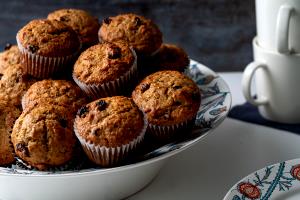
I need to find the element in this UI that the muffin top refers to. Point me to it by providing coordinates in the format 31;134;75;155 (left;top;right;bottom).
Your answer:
22;79;87;113
151;43;190;72
47;8;100;48
0;64;37;106
132;70;201;125
0;100;22;165
73;42;135;84
11;104;76;170
74;96;145;147
0;44;22;73
99;13;162;56
17;19;80;57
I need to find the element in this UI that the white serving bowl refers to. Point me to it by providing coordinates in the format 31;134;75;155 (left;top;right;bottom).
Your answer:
0;60;231;200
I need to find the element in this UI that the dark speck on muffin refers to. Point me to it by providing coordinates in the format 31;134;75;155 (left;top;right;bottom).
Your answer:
59;16;70;22
96;100;107;111
134;17;142;27
108;46;121;59
103;17;112;25
28;45;39;53
78;105;89;118
140;83;150;93
16;142;29;157
4;43;12;51
174;100;182;105
191;92;200;100
0;73;3;80
59;118;68;128
173;85;182;90
91;128;100;136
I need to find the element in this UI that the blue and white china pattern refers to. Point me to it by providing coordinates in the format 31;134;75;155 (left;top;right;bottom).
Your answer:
0;60;231;175
224;158;300;200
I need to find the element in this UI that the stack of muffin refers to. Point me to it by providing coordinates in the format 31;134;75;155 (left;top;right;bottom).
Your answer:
0;9;201;170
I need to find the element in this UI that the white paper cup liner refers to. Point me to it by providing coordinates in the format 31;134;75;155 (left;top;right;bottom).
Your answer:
16;36;81;78
147;117;196;141
73;48;137;99
21;94;27;110
74;111;148;167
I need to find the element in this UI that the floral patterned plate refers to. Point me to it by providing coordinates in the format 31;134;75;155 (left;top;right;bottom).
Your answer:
223;158;300;200
0;60;232;200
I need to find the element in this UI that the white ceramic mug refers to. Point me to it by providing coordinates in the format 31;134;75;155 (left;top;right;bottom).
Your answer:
256;0;300;54
242;37;300;124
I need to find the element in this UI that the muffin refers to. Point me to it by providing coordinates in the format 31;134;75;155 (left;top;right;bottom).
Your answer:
74;96;147;167
11;104;77;170
0;44;22;73
151;43;190;72
22;79;87;113
16;19;81;78
0;63;37;106
0;100;22;166
98;13;162;56
132;70;201;140
47;8;100;49
73;41;137;98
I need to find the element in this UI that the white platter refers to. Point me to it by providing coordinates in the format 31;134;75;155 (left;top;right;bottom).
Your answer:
0;59;231;200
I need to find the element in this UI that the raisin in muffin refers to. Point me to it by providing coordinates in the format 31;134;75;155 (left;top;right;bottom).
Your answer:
22;79;87;114
48;8;100;49
11;104;76;170
0;44;22;73
0;63;36;106
98;13;162;56
73;41;137;98
74;96;146;167
0;100;22;166
132;70;201;140
16;19;81;78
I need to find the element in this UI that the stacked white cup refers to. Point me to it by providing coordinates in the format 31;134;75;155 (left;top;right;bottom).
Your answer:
242;0;300;124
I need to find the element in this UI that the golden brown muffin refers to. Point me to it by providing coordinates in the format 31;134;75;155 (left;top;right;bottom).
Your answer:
73;41;137;98
151;43;190;72
0;44;22;73
11;104;76;170
75;96;145;147
99;13;162;56
73;41;135;84
0;64;37;106
0;100;22;166
22;79;87;113
74;96;146;166
17;19;80;57
47;8;100;49
132;70;201;126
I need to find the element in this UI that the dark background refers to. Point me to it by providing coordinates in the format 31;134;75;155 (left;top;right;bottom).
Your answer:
0;0;256;72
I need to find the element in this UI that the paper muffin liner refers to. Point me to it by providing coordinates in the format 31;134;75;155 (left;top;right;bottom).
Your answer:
16;36;81;78
73;48;138;99
74;112;148;167
147;117;196;142
21;95;27;110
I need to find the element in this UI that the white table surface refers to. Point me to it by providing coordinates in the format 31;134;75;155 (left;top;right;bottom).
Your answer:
129;72;300;200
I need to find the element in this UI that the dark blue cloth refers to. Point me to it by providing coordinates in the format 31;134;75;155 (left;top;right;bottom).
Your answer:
228;102;300;134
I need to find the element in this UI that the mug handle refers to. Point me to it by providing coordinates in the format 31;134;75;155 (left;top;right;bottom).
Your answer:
242;62;268;106
276;5;293;53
